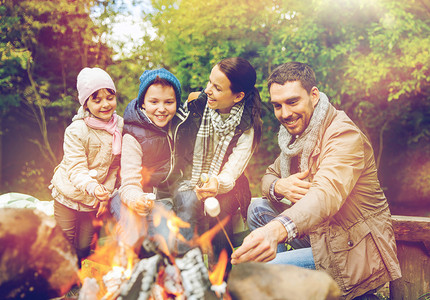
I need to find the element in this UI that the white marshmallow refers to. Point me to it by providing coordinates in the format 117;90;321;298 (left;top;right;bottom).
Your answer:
200;173;209;184
204;197;220;217
89;169;98;178
146;193;156;201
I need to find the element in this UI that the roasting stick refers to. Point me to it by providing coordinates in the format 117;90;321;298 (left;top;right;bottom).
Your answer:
217;215;235;252
200;173;234;251
201;173;235;252
205;197;235;252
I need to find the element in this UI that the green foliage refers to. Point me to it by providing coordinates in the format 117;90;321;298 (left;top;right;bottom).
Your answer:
417;292;430;300
0;0;118;194
2;0;429;205
138;0;430;198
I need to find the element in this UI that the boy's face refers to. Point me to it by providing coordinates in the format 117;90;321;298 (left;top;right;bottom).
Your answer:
85;88;117;121
142;84;177;128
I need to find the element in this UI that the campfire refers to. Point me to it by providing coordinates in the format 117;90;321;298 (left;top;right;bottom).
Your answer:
0;207;341;300
77;204;231;300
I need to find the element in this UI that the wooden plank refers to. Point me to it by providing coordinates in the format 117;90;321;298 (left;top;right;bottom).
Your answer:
390;241;430;300
391;215;430;243
390;215;430;300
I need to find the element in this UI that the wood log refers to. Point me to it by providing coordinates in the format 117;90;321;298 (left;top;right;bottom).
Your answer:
227;262;341;300
390;215;430;300
0;208;79;299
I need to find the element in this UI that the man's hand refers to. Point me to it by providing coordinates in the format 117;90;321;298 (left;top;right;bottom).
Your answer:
275;169;311;203
94;185;110;202
195;176;219;200
231;221;287;264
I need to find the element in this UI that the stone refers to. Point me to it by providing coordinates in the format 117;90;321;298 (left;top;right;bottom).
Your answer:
0;208;79;299
227;262;341;300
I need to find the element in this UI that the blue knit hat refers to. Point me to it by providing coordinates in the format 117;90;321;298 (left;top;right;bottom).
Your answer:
137;68;181;107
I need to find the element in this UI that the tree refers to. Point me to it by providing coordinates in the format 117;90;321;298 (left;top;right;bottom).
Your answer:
143;0;430;199
0;0;116;195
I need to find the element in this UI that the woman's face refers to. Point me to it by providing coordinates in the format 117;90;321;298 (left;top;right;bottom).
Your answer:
85;88;117;121
204;65;244;114
142;84;177;128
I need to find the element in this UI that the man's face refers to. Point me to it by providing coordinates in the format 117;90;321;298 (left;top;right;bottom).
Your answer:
270;81;319;136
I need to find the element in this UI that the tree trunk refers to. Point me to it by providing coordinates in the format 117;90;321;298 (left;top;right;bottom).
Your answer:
0;116;2;189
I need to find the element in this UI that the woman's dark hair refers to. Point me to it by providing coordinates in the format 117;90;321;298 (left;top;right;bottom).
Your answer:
217;57;262;150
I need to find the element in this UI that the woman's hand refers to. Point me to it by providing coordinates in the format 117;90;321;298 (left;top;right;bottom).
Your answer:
195;176;219;200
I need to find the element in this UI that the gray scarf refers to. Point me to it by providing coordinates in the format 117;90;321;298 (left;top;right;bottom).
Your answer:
278;92;330;178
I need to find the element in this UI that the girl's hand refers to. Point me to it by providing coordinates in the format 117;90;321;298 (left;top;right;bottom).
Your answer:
133;195;155;216
95;185;110;202
195;176;219;200
96;201;109;218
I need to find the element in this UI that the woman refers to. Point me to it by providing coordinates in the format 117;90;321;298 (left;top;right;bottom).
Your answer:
174;57;262;267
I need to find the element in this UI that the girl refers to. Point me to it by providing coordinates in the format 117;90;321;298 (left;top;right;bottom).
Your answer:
50;67;123;263
174;57;262;264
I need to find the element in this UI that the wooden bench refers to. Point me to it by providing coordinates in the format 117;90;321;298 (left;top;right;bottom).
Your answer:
390;215;430;300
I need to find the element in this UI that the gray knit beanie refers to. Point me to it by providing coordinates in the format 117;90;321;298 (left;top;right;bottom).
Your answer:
137;68;181;107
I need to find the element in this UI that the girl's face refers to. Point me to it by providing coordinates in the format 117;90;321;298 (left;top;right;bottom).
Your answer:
85;88;117;121
142;84;177;128
204;65;244;114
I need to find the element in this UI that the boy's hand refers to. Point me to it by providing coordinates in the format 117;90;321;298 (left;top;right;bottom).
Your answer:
195;176;219;200
95;185;110;202
133;195;155;216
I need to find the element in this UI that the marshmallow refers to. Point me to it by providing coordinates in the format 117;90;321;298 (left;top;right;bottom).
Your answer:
204;197;220;217
200;173;209;184
146;193;156;201
89;169;98;178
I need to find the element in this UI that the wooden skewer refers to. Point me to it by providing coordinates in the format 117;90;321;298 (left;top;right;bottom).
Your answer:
216;216;234;252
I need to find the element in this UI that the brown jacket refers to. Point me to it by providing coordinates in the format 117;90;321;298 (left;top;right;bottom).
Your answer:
262;103;401;299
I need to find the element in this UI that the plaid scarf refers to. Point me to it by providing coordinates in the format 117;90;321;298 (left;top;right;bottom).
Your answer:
278;92;330;178
188;101;245;188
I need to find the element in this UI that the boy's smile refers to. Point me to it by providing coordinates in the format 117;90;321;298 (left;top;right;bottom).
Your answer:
142;84;177;128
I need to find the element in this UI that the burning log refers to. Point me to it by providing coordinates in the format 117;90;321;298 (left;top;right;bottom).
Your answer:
95;238;216;300
0;208;79;299
175;247;212;300
227;262;341;300
116;254;162;300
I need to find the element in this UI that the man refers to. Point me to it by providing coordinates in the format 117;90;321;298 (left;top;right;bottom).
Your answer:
231;62;401;300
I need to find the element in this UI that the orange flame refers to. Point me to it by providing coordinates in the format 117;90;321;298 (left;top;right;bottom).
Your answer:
78;220;138;299
209;249;228;286
196;215;230;254
153;205;191;254
140;166;155;190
